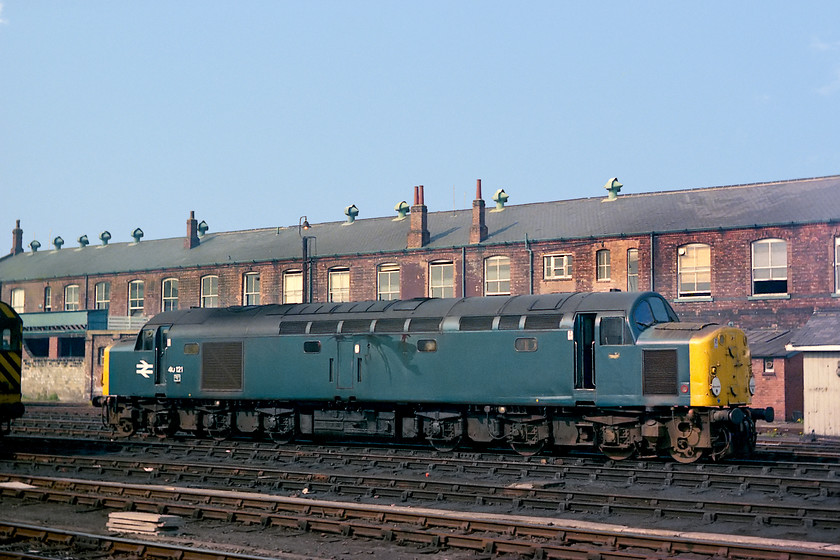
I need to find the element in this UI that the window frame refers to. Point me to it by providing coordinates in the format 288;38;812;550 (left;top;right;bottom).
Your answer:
128;280;145;316
544;254;573;280
44;286;52;312
64;284;80;311
283;270;303;304
377;263;400;301
835;237;840;294
429;261;455;298
328;267;350;303
162;278;179;311
627;248;639;292
10;288;24;313
201;275;219;308
677;243;711;298
751;238;788;296
596;249;611;281
94;281;110;310
243;272;260;306
484;255;511;296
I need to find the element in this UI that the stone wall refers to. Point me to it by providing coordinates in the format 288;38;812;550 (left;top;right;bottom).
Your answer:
22;359;90;403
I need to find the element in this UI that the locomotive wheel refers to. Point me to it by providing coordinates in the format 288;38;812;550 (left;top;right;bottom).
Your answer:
205;413;232;441
669;444;704;463
510;439;546;457
600;445;635;461
113;418;136;438
427;435;461;453
266;414;296;444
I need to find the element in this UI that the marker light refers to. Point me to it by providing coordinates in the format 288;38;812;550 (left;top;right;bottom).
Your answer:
710;377;722;397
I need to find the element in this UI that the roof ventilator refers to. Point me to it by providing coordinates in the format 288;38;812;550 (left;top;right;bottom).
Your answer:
394;201;410;220
78;235;89;248
53;236;64;250
604;177;623;201
492;189;508;211
198;220;209;237
99;231;111;245
132;228;144;243
29;240;41;252
344;205;359;224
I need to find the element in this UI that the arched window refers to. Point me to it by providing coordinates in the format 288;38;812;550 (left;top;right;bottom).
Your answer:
627;249;639;292
328;267;350;302
243;272;260;305
162;278;179;311
752;238;787;295
484;256;510;295
64;284;80;311
283;270;303;304
128;280;145;316
678;243;711;297
201;275;219;308
377;264;400;301
94;282;110;310
429;261;454;298
10;288;24;313
596;250;611;281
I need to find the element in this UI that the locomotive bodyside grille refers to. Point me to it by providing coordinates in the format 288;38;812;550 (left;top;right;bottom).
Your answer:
201;341;243;391
643;349;678;395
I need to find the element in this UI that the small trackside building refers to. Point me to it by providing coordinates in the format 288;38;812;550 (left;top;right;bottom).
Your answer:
786;311;840;436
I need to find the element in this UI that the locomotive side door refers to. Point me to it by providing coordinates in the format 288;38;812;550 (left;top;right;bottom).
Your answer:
135;325;171;395
574;313;597;391
335;336;363;392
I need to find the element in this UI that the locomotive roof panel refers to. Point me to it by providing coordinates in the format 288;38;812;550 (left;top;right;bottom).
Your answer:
143;291;676;333
2;175;839;282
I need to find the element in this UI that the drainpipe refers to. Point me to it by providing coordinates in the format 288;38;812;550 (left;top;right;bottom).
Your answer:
525;234;533;295
649;232;655;292
461;246;467;297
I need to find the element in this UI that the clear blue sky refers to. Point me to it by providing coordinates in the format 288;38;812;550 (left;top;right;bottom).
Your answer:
2;2;839;248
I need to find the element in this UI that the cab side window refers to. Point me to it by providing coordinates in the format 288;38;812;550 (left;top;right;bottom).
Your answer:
600;317;629;345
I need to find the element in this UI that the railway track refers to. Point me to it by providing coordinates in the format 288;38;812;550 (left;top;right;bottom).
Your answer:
3;449;838;532
1;473;838;560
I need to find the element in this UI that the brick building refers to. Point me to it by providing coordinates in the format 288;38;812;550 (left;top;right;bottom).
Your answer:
1;175;839;415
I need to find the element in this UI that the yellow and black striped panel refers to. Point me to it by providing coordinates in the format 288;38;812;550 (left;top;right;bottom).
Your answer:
0;301;23;394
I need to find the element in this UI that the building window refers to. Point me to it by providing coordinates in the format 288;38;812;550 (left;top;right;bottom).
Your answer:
162;278;179;311
10;288;24;313
429;261;454;298
484;256;511;295
244;272;260;306
64;285;80;311
377;264;400;301
763;358;775;374
128;280;144;316
596;250;611;281
752;238;787;295
94;282;110;310
544;254;573;280
201;275;219;308
627;249;639;292
835;237;840;294
44;286;51;312
328;267;350;302
678;243;711;298
283;270;303;304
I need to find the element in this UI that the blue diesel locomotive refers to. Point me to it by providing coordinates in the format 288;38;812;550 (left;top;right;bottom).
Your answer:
98;291;773;462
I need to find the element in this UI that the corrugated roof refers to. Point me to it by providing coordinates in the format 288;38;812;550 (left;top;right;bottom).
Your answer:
1;175;839;282
788;311;840;348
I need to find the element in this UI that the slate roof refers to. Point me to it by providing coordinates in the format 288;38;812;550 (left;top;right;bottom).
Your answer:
744;329;796;357
787;311;840;349
1;175;839;283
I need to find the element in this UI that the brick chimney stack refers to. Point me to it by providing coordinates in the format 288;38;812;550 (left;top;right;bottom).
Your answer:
11;220;23;255
407;185;430;248
470;179;488;244
185;210;200;249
